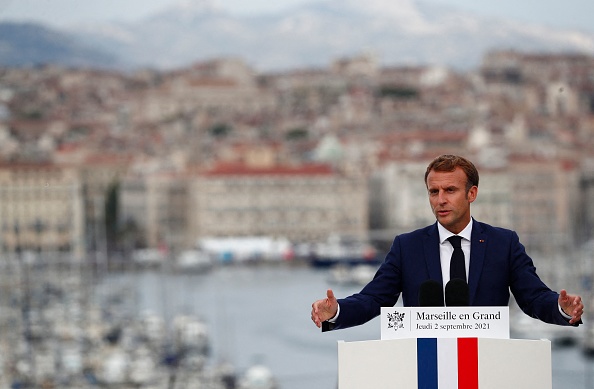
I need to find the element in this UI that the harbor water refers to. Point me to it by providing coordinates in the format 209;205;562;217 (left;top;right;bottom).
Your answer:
96;264;594;389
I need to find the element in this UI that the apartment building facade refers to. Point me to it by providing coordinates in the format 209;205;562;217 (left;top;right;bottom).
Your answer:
0;163;85;258
190;163;369;244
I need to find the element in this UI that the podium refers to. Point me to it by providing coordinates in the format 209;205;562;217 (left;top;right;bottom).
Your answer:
336;307;552;389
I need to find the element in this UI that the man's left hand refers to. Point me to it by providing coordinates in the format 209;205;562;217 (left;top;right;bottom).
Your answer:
558;289;584;325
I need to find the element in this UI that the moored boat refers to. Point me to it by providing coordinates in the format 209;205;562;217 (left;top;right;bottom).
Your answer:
309;234;381;268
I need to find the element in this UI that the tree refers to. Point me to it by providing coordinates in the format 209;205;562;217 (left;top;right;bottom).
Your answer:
209;123;232;138
104;181;120;253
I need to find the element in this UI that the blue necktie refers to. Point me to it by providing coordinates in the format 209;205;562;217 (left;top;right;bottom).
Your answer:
448;236;466;281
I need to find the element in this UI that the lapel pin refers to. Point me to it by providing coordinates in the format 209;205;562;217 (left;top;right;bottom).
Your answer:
479;239;485;243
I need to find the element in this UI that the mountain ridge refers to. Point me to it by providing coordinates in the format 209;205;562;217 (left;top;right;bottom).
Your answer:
0;21;119;69
1;0;593;71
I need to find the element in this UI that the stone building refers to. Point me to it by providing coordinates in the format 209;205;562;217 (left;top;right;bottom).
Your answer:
0;163;85;258
190;163;369;244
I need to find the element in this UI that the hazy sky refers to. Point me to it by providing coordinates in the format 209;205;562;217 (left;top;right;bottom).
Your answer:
0;0;593;33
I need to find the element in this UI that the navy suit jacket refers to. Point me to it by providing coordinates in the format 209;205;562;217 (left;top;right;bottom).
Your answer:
328;219;575;330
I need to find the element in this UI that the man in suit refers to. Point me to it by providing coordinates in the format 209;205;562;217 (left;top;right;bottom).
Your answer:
311;154;584;330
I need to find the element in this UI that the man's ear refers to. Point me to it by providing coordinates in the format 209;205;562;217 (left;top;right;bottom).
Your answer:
467;186;478;203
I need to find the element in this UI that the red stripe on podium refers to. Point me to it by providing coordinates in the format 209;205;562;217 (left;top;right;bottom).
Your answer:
457;338;478;389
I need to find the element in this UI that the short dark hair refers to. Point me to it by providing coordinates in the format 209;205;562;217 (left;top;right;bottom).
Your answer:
424;154;479;192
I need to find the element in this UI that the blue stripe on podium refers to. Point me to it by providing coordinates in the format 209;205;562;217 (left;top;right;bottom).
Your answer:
417;338;438;389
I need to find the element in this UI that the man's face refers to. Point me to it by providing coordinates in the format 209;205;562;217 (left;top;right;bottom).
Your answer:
426;167;477;234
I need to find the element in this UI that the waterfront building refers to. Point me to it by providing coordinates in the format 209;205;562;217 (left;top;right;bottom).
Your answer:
0;162;85;258
190;162;369;244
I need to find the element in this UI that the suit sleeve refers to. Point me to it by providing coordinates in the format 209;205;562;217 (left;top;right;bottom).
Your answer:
508;231;578;326
324;236;404;331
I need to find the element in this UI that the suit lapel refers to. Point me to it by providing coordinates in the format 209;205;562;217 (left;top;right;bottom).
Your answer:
423;223;443;284
468;219;486;305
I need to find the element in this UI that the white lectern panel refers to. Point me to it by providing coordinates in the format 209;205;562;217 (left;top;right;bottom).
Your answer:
337;338;551;389
478;338;551;389
338;339;417;389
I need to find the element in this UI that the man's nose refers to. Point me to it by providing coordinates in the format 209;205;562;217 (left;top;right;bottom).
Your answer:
437;191;447;204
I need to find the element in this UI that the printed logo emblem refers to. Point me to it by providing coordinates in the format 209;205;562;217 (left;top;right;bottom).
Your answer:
387;311;405;331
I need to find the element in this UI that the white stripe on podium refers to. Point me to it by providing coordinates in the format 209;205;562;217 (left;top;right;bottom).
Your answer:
437;337;458;388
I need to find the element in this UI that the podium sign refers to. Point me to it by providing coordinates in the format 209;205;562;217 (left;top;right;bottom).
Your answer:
381;306;509;340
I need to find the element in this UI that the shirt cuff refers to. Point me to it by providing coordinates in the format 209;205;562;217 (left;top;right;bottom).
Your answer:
327;303;340;323
558;303;572;320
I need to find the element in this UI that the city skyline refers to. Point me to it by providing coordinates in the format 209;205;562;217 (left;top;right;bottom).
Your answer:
1;50;593;256
0;0;593;33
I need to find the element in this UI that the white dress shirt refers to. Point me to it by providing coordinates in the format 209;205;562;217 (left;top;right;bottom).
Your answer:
437;219;472;289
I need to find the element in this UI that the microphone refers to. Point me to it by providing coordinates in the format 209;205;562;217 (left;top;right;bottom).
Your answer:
445;278;469;306
418;279;444;307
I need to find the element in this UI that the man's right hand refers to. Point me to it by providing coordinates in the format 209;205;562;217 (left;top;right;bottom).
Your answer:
311;289;338;328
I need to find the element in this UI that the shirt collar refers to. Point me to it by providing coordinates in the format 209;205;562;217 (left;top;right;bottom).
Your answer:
438;218;473;244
